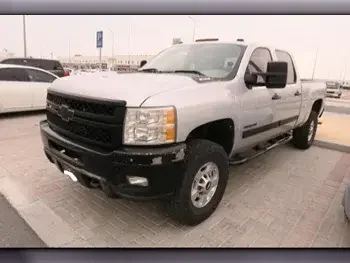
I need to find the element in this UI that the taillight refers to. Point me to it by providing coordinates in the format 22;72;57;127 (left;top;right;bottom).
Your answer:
64;71;69;77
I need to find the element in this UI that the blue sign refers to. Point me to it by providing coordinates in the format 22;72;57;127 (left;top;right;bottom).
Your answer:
96;31;103;48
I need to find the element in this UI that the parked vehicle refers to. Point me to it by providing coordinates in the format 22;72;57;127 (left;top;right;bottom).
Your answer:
326;81;342;98
39;40;326;225
0;64;58;113
0;58;69;78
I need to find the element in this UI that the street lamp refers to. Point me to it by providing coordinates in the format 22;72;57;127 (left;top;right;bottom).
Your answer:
68;40;71;63
108;29;115;59
311;45;319;80
22;15;27;58
188;16;196;42
128;16;132;69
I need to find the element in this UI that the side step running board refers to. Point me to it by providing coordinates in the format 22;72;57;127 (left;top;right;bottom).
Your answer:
229;133;293;165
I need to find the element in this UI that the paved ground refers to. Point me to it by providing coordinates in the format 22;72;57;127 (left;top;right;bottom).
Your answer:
0;193;46;247
325;90;350;115
1;112;350;247
316;112;350;148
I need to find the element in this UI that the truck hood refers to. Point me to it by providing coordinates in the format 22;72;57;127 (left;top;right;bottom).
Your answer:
49;72;198;106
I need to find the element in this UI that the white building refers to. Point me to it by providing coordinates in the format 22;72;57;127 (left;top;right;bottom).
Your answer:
0;49;15;61
57;54;154;67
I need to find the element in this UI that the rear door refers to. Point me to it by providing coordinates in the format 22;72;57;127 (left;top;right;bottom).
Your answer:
26;68;57;108
0;68;32;112
274;50;301;133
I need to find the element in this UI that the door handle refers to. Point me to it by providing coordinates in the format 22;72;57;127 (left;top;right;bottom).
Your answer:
271;93;281;100
294;90;301;96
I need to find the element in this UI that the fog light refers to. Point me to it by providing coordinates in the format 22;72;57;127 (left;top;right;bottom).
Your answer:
126;176;148;187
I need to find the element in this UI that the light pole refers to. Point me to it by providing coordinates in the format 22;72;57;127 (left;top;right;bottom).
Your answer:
108;29;115;59
68;40;71;63
22;15;27;58
342;53;349;83
311;45;319;80
188;16;196;42
128;16;131;69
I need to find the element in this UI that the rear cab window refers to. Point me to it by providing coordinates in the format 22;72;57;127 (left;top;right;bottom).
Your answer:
275;50;297;84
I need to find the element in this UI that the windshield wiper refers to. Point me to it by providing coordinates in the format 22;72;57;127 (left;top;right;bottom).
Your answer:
172;70;208;77
139;68;160;73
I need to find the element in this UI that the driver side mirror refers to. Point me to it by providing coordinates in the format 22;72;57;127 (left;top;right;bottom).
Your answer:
265;61;288;89
140;60;147;67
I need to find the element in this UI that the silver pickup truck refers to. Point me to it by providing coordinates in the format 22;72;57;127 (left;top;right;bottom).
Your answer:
40;40;326;225
326;81;342;98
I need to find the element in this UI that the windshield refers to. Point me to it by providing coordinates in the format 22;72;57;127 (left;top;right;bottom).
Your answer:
141;43;245;79
326;82;339;89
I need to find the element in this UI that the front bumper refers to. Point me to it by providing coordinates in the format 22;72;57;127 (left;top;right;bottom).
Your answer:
326;91;341;97
40;120;186;200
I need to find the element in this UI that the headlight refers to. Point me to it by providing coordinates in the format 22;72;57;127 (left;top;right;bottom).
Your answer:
123;107;176;145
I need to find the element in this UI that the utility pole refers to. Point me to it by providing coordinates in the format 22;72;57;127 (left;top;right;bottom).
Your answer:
342;54;349;83
311;46;319;80
188;16;196;42
108;29;115;59
128;16;131;70
68;40;71;63
22;15;27;58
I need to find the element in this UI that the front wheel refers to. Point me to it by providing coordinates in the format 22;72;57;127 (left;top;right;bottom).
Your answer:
165;139;229;226
292;110;318;150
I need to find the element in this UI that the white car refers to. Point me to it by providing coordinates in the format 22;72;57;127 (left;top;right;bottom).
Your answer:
0;64;59;114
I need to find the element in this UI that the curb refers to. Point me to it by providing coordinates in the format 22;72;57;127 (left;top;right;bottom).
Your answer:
0;176;81;247
314;139;350;153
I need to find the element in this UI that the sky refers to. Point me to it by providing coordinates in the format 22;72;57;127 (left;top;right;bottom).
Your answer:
1;15;350;80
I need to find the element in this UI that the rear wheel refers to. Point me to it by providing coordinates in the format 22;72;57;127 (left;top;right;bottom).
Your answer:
165;139;229;226
292;110;318;150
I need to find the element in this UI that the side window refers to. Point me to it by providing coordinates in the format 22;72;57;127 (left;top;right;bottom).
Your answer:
26;69;57;83
26;59;42;69
0;68;29;82
40;60;63;70
276;50;296;84
245;48;273;84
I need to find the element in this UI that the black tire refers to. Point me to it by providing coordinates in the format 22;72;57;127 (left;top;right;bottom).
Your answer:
165;139;229;226
343;184;350;221
292;110;318;150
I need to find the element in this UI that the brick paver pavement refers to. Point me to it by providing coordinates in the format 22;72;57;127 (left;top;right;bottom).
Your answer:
0;112;349;247
0;193;46;247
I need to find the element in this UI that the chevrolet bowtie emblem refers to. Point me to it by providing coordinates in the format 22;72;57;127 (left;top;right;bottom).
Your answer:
58;105;74;122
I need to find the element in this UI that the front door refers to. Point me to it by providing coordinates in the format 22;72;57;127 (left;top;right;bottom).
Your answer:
238;47;279;150
274;50;301;133
26;68;57;108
